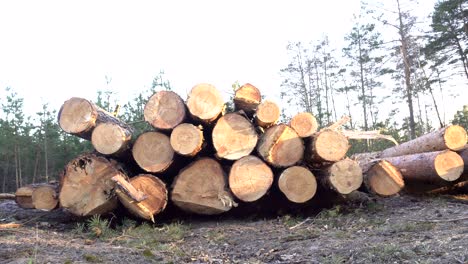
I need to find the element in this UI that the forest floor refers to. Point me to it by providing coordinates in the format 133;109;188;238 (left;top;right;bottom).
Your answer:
0;194;467;264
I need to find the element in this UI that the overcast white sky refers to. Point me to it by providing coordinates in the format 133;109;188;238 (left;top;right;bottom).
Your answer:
0;0;465;127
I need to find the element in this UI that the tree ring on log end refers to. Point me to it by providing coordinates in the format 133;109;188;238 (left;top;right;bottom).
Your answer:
170;123;203;156
59;97;97;134
133;132;174;173
328;159;363;194
313;129;349;162
367;160;404;196
444;125;467;151
186;83;224;122
92;123;130;155
278;166;317;203
144;91;186;130
434;150;464;181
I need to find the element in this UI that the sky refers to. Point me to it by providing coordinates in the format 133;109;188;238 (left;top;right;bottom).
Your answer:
0;0;465;128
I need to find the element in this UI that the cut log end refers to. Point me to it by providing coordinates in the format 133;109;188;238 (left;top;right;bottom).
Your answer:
144;91;186;130
133;132;174;173
58;97;96;134
234;83;261;113
15;186;35;209
229;156;273;202
278;166;317;203
186;83;224;123
310;129;349;162
92;123;130;155
328;159;363;194
444;125;467;151
290;112;318;138
255;100;280;128
170;123;204;157
366;160;404;197
213;113;258;160
434;150;464;181
32;185;58;211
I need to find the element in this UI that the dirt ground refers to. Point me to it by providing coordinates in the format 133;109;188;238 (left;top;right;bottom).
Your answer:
0;194;467;264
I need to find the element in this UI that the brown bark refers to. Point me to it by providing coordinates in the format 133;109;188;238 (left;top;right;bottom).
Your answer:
58;97;132;140
255;100;280;128
360;160;404;197
144;91;186;130
380;125;467;158
228;155;273;202
186;83;225;123
234;83;261;114
115;174;168;222
0;193;15;200
91;123;132;156
289;112;318;138
170;123;204;157
278;166;317;203
171;158;235;215
307;129;349;164
315;159;363;195
212;113;258;160
257;124;304;167
458;147;468;176
59;154;122;216
132;131;174;173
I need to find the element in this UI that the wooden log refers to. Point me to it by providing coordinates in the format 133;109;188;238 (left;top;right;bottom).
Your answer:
380;125;467;158
212;113;258;160
58;97;131;140
59;154;122;216
361;160;404;197
132;131;174;173
115;174;168;222
307;129;349;164
144;90;186;130
170;123;204;157
278;166;317;203
186;83;225;123
459;147;468;176
289;112;318;138
255;100;280;128
0;193;15;200
31;184;59;211
228;155;273;202
383;150;463;183
15;186;36;209
171;158;235;215
233;83;261;114
91;122;132;156
315;159;363;195
257;124;304;167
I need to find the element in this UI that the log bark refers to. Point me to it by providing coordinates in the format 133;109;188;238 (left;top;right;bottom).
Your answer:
186;83;225;123
144;91;186;130
31;184;59;211
361;160;404;197
59;154;122;216
307;129;349;164
278;166;317;203
170;123;204;157
380;125;467;158
212;113;258;160
234;83;261;114
383;150;463;183
315;159;363;195
115;174;168;222
228;155;273;202
257;124;304;167
132;131;174;173
459;147;468;176
289;112;318;138
171;158;235;215
255;100;280;128
58;97;132;140
91;123;132;156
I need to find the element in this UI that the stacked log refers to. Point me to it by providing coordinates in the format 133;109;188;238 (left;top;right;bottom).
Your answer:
15;183;58;211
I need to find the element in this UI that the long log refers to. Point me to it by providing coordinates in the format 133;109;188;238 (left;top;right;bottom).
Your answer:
307;129;349;164
186;83;225;123
257;124;304;167
278;166;317;203
234;83;261;115
91;123;132;156
144;91;186;130
380;125;467;158
114;174;168;222
289;112;318;138
255;100;280;128
361;160;404;197
58;97;132;140
59;154;122;216
228;155;273;202
212;113;258;160
315;159;363;195
171;158;235;215
132;131;174;173
170;123;204;157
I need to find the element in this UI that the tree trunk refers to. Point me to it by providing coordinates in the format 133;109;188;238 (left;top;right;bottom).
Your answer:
360;160;404;197
186;83;225;123
228;155;273;202
144;90;186;130
306;129;349;165
91;123;133;156
58;97;132;140
289;112;318;138
212;113;258;160
278;166;317;203
314;159;363;195
115;174;168;222
59;154;122;216
255;100;280;128
170;123;204;157
171;158;235;215
234;83;261;115
383;150;463;183
257;124;304;167
132;131;174;173
380;125;467;158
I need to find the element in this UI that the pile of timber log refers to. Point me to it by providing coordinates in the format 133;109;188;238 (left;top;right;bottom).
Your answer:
5;83;468;223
